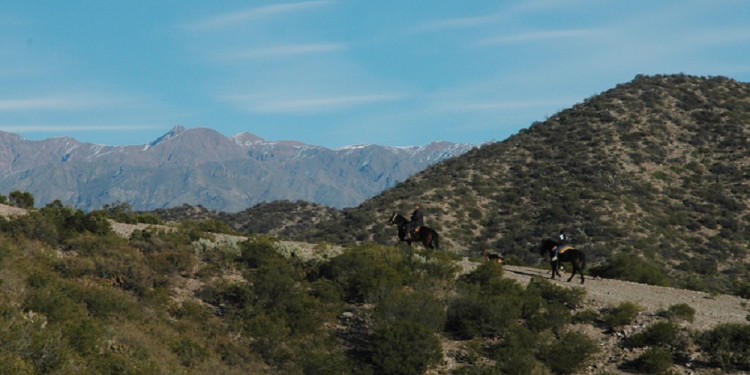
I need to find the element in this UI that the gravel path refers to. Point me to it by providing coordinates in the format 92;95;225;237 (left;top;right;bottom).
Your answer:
499;263;749;331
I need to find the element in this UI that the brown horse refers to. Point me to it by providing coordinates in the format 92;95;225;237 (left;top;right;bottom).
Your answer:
387;213;440;250
540;238;586;284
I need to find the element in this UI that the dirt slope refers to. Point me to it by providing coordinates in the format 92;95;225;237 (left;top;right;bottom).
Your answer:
495;264;749;331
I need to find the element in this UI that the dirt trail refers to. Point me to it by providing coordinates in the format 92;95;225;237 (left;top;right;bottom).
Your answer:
470;262;749;331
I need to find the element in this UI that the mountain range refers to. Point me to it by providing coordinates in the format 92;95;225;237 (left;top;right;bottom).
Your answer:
0;126;474;212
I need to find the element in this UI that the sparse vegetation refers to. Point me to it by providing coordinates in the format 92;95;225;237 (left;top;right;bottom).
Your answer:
4;73;750;373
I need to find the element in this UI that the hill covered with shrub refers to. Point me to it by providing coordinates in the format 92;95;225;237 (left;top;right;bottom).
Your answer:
278;74;750;297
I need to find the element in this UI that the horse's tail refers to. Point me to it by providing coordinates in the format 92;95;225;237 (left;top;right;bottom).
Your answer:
579;250;586;270
433;232;440;250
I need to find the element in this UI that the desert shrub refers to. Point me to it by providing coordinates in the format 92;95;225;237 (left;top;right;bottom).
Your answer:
369;321;443;375
238;237;283;268
588;252;669;286
453;364;502;375
524;300;572;334
180;218;236;235
461;261;504;284
459;262;525;297
249;261;323;335
631;346;673;374
319;243;410;303
9;190;34;208
88;351;161;375
658;303;695;323
521;278;583;333
171;337;209;367
60;317;106;355
80;285;140;320
1;211;58;244
446;287;524;339
174;300;213;323
602;301;642;330
489;325;540;375
526;277;586;308
23;282;87;323
37;201;112;242
539;331;599;375
697;322;750;371
374;289;446;332
247;313;292;365
297;346;353;375
628;320;679;347
413;248;461;281
145;245;195;275
573;309;599;324
0;352;34;375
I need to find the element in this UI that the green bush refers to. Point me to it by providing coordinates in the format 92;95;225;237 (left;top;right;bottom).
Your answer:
9;190;34;208
239;237;284;268
573;309;599;324
628;320;679;347
539;331;599;375
319;243;409;303
524;301;572;334
369;321;443;375
446;286;524;339
489;325;540;375
631;346;673;374
171;337;209;367
589;253;669;286
697;323;750;371
602;301;642;330
453;364;502;375
0;352;34;375
668;303;696;323
374;289;446;332
525;277;586;308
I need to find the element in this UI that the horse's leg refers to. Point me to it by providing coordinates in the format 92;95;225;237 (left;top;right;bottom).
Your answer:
550;261;556;279
579;262;585;284
567;266;576;282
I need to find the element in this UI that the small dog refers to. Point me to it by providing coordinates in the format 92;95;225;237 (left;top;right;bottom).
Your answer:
482;249;503;264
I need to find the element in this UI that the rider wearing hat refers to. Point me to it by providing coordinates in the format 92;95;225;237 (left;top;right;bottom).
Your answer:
552;230;571;261
405;203;423;240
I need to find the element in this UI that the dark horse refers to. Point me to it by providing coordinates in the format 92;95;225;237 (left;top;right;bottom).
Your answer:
387;212;440;250
539;238;586;284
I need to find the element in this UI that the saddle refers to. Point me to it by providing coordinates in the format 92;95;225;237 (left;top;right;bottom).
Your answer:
557;244;574;254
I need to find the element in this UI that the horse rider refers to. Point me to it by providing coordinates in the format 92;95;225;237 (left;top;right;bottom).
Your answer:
405;203;423;240
552;230;571;261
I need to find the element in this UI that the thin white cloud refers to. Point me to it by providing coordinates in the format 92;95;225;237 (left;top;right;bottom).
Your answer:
441;99;577;112
415;13;505;32
479;28;599;45
0;97;96;111
692;26;750;45
189;1;337;30
225;93;405;113
0;95;137;111
219;43;345;60
0;124;155;132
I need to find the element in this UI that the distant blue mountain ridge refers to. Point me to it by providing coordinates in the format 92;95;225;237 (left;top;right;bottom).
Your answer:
0;126;476;212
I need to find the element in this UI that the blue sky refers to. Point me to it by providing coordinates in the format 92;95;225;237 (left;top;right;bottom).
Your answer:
2;1;749;149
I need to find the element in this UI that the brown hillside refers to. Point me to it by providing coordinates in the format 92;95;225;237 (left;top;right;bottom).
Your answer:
302;74;750;296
